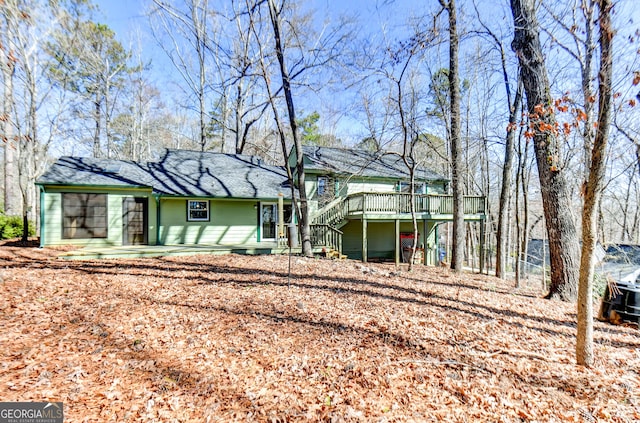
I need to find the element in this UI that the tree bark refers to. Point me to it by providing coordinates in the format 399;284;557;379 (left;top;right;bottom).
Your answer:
440;0;464;273
576;0;613;367
510;0;580;301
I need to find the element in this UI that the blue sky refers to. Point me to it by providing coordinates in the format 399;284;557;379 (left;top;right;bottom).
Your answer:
95;0;148;34
90;0;640;145
91;0;432;141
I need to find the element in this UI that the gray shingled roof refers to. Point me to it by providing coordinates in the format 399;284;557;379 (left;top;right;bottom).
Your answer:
37;149;294;199
301;145;447;181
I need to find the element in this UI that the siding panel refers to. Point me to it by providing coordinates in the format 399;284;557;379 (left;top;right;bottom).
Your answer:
41;187;156;246
159;198;258;245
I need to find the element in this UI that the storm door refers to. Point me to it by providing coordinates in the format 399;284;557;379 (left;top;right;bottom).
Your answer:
261;203;278;241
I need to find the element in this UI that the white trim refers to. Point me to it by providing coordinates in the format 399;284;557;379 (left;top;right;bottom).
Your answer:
187;200;210;221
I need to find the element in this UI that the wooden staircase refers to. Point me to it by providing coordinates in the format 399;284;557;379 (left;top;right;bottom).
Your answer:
310;199;346;254
311;197;348;228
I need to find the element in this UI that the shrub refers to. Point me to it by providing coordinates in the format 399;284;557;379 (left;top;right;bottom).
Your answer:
0;215;35;239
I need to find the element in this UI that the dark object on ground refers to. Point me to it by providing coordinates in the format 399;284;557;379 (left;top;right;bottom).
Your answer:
598;278;640;325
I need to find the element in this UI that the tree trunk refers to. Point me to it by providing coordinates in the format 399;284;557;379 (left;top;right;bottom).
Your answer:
267;0;312;256
22;56;38;242
515;132;531;286
1;4;21;216
440;0;464;273
515;171;522;286
510;0;580;301
93;96;101;158
497;80;523;278
621;176;632;241
576;0;613;367
235;84;243;153
580;1;596;180
193;1;207;152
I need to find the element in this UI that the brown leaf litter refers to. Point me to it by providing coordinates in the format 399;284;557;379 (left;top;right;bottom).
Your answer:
0;242;638;422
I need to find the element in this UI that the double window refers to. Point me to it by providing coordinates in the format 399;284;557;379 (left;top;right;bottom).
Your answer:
187;200;210;221
62;193;107;239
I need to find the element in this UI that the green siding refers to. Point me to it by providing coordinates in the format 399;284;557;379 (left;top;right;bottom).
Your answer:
342;219;436;262
159;198;258;245
424;221;438;265
305;175;320;215
342;220;363;260
342;220;400;260
346;180;396;195
369;222;397;259
41;186;157;247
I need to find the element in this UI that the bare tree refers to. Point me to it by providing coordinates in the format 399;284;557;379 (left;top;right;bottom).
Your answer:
48;17;132;158
243;0;351;255
438;0;464;272
226;1;267;154
150;0;212;151
246;0;297;218
472;2;523;278
110;35;164;161
510;0;581;301
1;0;20;216
496;79;523;279
265;0;313;256
514;119;534;285
2;0;74;238
388;37;434;271
541;0;597;180
576;0;613;367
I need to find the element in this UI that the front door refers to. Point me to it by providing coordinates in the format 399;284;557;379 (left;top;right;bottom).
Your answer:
123;197;148;245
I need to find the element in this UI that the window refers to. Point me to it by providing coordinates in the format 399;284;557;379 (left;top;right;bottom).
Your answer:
283;204;293;224
398;181;425;194
187;200;210;221
62;193;108;239
317;176;328;197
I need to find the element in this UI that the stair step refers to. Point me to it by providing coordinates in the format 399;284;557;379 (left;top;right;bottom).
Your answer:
321;248;347;260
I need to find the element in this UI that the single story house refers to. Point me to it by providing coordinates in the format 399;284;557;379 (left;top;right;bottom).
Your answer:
36;149;294;248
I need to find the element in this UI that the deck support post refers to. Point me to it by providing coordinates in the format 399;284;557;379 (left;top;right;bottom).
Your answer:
39;186;45;247
395;219;400;265
423;219;427;265
155;195;161;246
362;217;368;263
480;219;485;274
278;193;285;247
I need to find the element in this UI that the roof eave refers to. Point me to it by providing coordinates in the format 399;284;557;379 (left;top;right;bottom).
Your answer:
36;182;152;190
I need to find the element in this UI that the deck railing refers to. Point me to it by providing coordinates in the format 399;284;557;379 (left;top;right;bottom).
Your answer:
309;224;343;251
312;192;486;227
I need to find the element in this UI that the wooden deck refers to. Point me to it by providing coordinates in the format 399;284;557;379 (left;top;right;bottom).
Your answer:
313;192;486;227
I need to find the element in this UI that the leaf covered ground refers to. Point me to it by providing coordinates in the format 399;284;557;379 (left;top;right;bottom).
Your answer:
1;242;639;422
